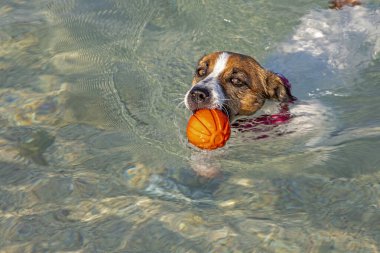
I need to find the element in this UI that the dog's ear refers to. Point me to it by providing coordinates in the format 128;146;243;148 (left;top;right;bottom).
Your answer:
264;72;296;102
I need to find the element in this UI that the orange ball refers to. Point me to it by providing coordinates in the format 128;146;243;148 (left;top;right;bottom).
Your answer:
186;109;231;150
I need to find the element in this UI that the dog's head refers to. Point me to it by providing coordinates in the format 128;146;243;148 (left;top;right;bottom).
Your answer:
185;51;294;119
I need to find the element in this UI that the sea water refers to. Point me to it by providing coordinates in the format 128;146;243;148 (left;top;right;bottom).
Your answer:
0;0;379;252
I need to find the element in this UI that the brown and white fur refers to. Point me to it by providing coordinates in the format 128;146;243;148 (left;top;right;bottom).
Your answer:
184;51;294;121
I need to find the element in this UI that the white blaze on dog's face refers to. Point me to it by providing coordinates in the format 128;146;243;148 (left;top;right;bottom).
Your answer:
184;52;230;113
185;51;293;119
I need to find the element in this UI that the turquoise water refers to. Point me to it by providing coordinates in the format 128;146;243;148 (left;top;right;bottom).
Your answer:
0;0;379;252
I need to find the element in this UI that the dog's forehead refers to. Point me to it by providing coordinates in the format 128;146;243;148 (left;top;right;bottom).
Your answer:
226;53;263;70
198;51;261;74
197;52;220;64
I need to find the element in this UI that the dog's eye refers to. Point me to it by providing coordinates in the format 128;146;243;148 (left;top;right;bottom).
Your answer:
197;67;207;77
231;77;244;87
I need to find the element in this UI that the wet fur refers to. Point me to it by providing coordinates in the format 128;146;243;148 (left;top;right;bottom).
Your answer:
187;52;293;119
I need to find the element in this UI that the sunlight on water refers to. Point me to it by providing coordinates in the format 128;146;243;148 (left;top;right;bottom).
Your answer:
0;0;379;252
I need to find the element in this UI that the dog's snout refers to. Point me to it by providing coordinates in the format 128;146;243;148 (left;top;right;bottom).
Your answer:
190;87;210;103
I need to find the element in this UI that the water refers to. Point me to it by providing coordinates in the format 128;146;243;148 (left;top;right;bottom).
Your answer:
0;0;379;252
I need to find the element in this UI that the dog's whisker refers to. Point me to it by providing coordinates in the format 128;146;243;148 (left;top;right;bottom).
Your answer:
176;100;186;109
173;96;187;102
221;104;231;119
176;100;185;106
219;98;232;102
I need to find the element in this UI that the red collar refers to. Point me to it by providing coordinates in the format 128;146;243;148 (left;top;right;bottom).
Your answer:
232;103;292;132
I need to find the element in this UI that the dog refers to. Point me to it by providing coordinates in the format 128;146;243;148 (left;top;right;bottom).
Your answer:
184;0;367;126
183;0;379;179
184;51;303;178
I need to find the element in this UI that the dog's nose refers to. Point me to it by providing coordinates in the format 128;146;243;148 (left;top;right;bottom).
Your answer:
190;87;210;103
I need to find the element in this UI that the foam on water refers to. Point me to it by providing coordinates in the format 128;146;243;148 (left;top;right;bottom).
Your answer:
266;6;380;96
